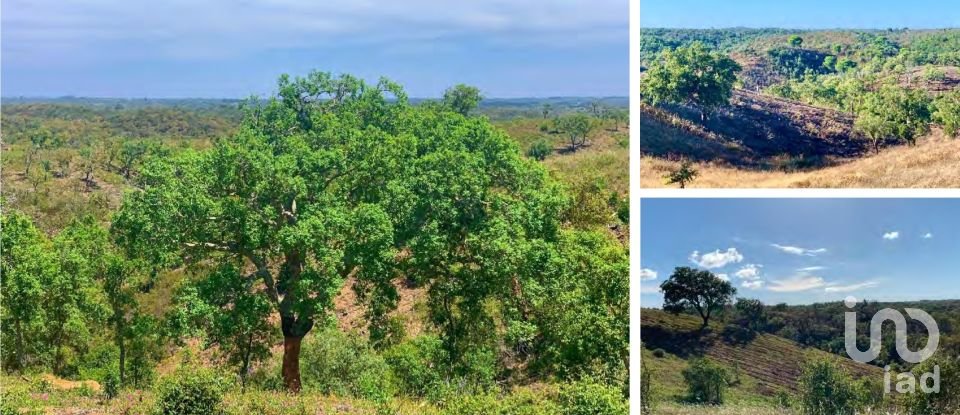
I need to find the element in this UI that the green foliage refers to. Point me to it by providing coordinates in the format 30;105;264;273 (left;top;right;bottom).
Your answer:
383;335;447;398
0;210;59;371
558;378;628;415
442;84;483;116
856;84;932;151
664;161;698;189
642;42;741;119
767;47;835;79
169;263;273;388
797;359;862;415
153;368;227;415
299;327;396;401
556;113;594;150
526;139;553;161
102;371;120;400
923;66;947;81
933;90;960;138
681;358;728;404
661;267;736;328
734;298;768;332
788;35;804;48
904;355;960;415
111;71;570;391
530;230;629;384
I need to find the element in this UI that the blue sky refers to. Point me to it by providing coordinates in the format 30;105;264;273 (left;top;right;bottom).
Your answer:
641;0;960;29
640;199;960;307
1;0;627;98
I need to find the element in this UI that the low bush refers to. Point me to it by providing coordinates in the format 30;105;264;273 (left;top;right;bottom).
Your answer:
558;378;628;415
153;368;227;415
526;139;552;161
383;335;447;398
797;359;862;415
682;358;727;404
299;327;396;402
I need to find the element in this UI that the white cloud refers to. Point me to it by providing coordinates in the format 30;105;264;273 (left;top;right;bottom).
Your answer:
768;275;829;292
639;268;658;281
883;231;900;240
797;266;826;273
689;248;744;269
716;273;730;282
922;232;933;239
771;244;827;256
824;281;879;293
734;264;762;280
742;280;765;289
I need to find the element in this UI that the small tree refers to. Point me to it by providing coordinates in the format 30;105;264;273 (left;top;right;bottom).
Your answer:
934;90;960;138
541;103;552;119
24;127;54;175
798;359;863;415
642;42;741;121
442;84;483;116
640;359;655;414
789;35;804;48
526;139;552;161
661;267;736;328
856;85;932;152
556;113;594;150
682;358;728;404
734;298;767;332
664;161;698;189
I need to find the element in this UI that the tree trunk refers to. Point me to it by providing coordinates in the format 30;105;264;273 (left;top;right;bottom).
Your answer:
241;331;253;391
116;317;126;384
282;335;303;392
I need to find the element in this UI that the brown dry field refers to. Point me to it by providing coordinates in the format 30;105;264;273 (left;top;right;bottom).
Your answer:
641;128;960;188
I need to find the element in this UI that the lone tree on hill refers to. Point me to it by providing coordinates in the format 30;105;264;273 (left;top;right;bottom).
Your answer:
111;71;570;393
660;267;736;328
442;83;483;116
641;42;742;121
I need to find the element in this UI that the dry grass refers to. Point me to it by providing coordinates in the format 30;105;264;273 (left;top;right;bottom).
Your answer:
642;129;960;188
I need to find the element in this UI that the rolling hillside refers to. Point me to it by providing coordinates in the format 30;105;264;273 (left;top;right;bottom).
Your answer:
641;309;882;403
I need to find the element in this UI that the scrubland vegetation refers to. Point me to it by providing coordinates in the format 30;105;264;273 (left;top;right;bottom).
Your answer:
0;71;629;414
640;267;960;414
639;28;960;188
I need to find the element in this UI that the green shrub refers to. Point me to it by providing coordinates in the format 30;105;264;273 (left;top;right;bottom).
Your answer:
904;355;960;415
153;368;226;415
558;379;628;415
682;358;727;404
797;359;862;415
384;335;447;398
103;372;120;400
526;139;552;161
775;390;793;408
299;327;395;401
